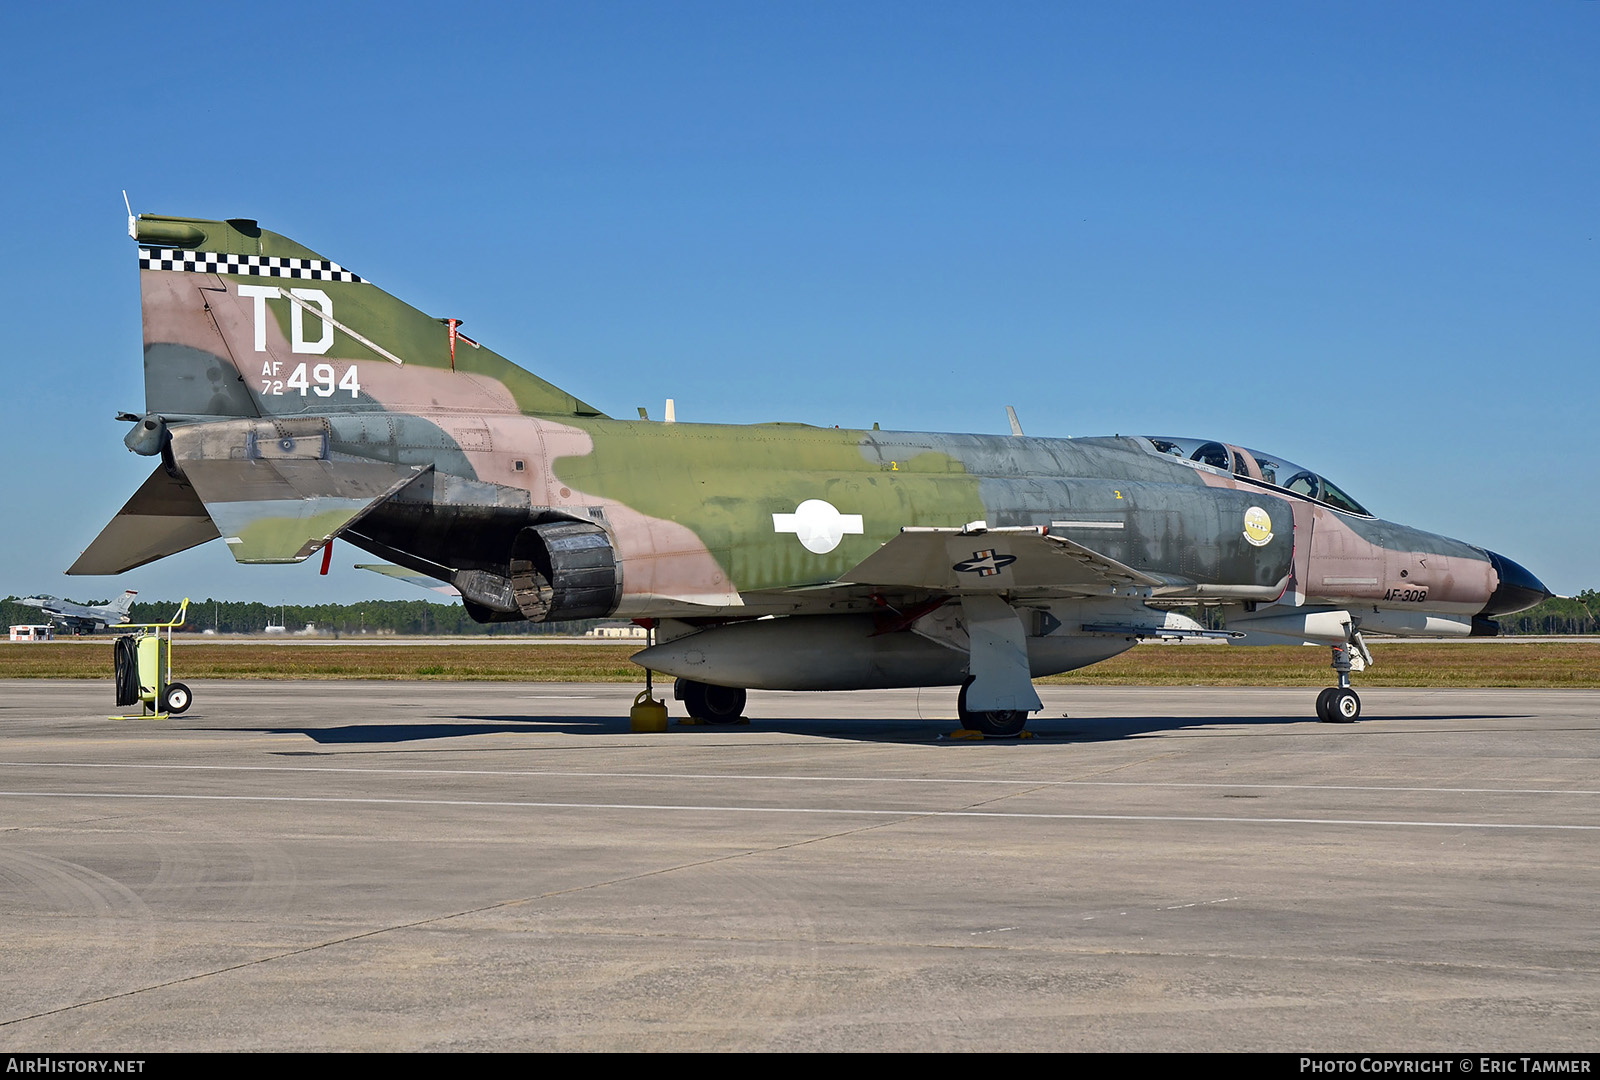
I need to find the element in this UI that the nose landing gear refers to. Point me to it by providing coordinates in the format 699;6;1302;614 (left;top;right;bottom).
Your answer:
1315;638;1371;723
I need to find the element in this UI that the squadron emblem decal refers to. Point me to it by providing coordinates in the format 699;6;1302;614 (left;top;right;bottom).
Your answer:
1242;506;1274;547
953;549;1017;577
773;499;864;554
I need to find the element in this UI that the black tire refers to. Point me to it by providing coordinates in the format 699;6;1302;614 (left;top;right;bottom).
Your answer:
1330;688;1360;723
162;682;192;714
957;680;1028;737
679;680;747;722
1315;687;1336;723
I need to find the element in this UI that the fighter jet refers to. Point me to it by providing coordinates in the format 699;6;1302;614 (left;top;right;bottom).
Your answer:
70;214;1552;733
18;590;138;634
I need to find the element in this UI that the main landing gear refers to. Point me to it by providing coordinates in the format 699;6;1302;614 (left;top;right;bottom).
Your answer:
674;678;748;723
1315;641;1367;723
957;679;1028;737
1316;685;1360;723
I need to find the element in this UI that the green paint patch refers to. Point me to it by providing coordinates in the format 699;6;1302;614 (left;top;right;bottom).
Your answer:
225;504;369;563
553;422;987;590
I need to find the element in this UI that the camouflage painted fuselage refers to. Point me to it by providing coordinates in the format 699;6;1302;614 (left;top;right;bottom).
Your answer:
74;215;1549;699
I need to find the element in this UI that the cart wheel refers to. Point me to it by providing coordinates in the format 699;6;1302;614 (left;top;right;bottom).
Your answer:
162;682;192;714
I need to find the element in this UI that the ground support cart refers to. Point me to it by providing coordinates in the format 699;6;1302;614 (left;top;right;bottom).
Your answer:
111;598;191;719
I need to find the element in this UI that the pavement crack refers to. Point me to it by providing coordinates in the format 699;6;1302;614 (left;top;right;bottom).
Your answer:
0;826;917;1029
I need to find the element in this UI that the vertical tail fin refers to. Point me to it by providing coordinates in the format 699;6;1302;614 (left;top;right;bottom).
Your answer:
132;214;604;420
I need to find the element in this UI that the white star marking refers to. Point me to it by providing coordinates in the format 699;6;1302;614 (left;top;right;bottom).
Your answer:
956;551;1003;575
772;499;864;554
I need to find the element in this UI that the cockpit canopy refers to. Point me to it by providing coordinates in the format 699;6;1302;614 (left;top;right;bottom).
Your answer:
1143;436;1372;517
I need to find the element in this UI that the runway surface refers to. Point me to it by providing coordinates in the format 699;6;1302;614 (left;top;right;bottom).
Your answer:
1;680;1597;1051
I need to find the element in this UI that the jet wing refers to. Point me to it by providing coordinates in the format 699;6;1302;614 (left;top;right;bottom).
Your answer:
839;525;1165;596
123;419;435;565
181;457;429;564
68;465;221;575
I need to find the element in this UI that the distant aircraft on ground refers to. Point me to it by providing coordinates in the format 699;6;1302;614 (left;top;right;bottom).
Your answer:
18;590;138;634
70;213;1551;733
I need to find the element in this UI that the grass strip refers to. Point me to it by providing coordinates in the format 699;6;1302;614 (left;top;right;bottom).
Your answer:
1;640;1595;688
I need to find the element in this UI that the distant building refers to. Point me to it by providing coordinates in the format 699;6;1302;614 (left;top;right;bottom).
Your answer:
585;623;649;639
9;625;54;642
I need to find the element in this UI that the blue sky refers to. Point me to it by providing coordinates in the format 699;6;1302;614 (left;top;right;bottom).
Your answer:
1;1;1594;605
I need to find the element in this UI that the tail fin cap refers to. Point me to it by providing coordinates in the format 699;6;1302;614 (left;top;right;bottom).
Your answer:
131;218;206;247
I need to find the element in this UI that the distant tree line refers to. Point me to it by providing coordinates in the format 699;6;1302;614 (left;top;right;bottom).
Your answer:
0;597;608;637
1492;591;1598;636
4;591;1595;638
1150;592;1600;638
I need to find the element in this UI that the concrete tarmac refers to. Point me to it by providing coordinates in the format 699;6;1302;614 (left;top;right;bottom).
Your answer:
1;680;1597;1051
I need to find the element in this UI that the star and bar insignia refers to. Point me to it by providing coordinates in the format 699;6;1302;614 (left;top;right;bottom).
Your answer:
953;549;1017;577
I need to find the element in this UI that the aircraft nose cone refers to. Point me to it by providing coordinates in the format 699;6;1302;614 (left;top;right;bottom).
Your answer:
1481;550;1553;616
